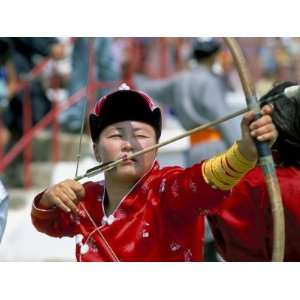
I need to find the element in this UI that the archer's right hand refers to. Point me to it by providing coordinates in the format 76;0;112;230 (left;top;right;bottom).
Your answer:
40;179;86;215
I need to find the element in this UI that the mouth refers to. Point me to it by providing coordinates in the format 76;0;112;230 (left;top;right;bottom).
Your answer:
121;160;135;165
119;154;137;164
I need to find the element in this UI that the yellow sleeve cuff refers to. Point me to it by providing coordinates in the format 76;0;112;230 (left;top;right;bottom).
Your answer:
202;142;256;191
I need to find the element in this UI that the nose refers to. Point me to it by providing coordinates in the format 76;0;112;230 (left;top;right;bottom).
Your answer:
121;139;134;152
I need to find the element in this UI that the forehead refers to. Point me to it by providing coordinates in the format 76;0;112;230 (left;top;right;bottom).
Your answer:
102;120;155;133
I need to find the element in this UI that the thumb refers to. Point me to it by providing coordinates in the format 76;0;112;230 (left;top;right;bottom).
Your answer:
241;111;255;139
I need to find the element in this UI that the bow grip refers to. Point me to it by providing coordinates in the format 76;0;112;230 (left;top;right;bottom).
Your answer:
247;95;273;158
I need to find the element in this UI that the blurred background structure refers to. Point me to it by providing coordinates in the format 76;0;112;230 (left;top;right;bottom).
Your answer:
0;37;299;261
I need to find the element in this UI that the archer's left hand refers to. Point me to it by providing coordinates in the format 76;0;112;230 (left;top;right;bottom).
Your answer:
238;104;278;161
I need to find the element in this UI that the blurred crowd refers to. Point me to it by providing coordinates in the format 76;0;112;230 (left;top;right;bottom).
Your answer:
1;37;300;176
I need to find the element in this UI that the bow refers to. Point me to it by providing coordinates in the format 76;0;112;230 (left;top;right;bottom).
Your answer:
223;37;285;261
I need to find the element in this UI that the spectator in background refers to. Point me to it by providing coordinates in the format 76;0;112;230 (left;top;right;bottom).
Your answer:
256;38;279;97
41;37;72;105
2;38;65;187
134;37;241;261
3;37;65;140
134;37;240;164
59;38;120;133
0;179;8;243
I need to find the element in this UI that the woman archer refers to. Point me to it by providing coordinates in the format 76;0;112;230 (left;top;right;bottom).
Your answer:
31;83;277;262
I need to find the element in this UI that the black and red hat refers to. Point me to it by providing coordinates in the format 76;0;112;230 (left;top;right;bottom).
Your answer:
89;83;162;142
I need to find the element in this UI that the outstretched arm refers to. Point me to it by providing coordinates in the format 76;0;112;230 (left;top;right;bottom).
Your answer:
202;104;277;191
133;73;178;106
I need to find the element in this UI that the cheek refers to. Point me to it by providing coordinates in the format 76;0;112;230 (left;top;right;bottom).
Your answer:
141;149;157;167
98;140;121;162
144;139;157;157
140;137;156;148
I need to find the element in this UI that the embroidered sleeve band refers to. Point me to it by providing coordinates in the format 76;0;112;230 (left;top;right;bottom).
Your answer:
202;142;257;191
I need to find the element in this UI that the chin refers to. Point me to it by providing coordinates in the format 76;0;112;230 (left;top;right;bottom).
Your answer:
115;166;142;182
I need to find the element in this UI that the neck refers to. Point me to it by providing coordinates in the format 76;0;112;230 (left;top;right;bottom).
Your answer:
104;174;137;215
197;56;215;69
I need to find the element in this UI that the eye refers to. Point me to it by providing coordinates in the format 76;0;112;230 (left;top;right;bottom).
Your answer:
135;134;148;138
109;134;122;138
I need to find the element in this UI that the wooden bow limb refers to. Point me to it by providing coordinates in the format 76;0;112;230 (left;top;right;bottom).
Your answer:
224;37;285;262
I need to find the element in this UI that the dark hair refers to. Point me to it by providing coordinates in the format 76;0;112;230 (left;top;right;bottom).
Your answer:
192;38;221;61
260;81;300;167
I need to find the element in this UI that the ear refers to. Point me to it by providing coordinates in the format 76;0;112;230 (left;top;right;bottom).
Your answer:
93;143;101;162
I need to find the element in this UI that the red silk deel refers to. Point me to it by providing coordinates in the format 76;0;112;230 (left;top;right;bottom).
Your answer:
31;161;229;262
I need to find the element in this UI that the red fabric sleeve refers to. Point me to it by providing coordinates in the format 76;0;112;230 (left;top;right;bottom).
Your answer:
161;162;230;219
208;173;272;261
31;191;78;238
